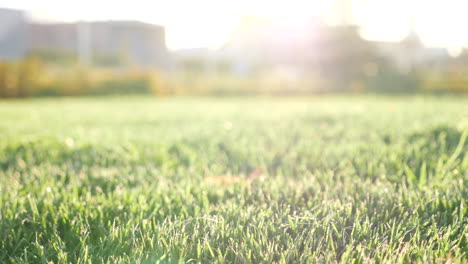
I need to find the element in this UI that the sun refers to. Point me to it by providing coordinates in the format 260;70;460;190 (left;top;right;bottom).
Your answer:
240;0;332;27
164;0;332;50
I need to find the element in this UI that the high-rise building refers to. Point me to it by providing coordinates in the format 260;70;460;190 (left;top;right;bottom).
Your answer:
0;8;171;69
0;8;27;59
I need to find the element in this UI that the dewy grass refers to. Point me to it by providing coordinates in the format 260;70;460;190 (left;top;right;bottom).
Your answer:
0;96;467;263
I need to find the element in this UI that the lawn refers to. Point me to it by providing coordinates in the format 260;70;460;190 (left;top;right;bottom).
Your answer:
0;96;467;263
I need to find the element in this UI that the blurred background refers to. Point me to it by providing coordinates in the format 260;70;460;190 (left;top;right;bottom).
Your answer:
1;0;468;97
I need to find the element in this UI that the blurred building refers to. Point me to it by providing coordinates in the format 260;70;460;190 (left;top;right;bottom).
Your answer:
373;28;448;71
0;8;27;60
0;8;171;69
174;17;449;76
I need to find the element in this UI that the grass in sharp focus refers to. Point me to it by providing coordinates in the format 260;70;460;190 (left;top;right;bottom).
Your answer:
0;96;467;263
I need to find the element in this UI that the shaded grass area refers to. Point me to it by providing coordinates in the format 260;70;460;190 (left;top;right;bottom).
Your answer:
0;96;467;263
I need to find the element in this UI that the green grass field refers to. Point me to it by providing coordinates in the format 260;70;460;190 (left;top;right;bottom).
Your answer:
0;96;467;263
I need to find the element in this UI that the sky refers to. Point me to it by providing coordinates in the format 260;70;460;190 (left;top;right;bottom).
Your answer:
1;0;468;51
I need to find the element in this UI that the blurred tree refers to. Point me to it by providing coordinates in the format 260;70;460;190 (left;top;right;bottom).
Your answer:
17;56;43;97
305;24;420;93
306;25;380;91
446;48;468;68
181;58;206;73
0;62;16;97
215;59;232;74
27;49;77;65
93;54;126;67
